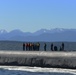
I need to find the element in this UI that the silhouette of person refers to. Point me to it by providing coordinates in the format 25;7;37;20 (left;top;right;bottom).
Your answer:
25;43;28;51
28;43;30;50
44;43;46;51
51;43;53;51
27;43;30;51
34;43;36;51
36;43;38;51
37;42;40;51
30;43;32;50
62;43;64;51
32;43;34;50
54;46;58;51
23;43;25;51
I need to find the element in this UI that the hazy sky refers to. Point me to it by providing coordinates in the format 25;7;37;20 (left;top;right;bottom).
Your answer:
0;0;76;32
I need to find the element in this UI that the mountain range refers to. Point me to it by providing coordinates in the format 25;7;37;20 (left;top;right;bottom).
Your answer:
0;28;76;42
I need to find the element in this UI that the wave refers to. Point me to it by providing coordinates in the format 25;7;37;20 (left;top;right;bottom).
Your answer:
0;66;76;75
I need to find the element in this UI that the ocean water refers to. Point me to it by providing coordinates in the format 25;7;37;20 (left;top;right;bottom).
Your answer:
0;41;76;51
0;66;76;75
0;41;76;75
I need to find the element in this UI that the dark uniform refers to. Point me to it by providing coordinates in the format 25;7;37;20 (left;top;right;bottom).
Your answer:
23;43;25;51
62;43;64;51
51;43;53;51
44;43;46;51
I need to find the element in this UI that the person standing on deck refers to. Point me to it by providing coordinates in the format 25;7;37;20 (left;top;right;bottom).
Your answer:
28;43;30;50
54;46;58;51
25;43;28;51
32;43;34;51
27;43;29;51
62;42;64;51
44;43;46;51
30;43;32;50
23;43;25;51
51;43;53;51
36;42;40;51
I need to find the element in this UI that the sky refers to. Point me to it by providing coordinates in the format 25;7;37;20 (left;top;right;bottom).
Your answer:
0;0;76;32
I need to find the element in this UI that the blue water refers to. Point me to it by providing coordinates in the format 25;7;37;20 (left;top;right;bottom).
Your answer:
0;41;76;51
0;70;74;75
0;41;76;75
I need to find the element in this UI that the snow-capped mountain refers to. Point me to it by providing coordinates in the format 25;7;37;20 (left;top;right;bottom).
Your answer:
0;29;7;34
0;28;76;41
33;28;66;35
49;28;66;33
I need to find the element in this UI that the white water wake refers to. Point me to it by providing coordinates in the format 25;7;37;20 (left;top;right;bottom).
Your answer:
0;66;76;75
